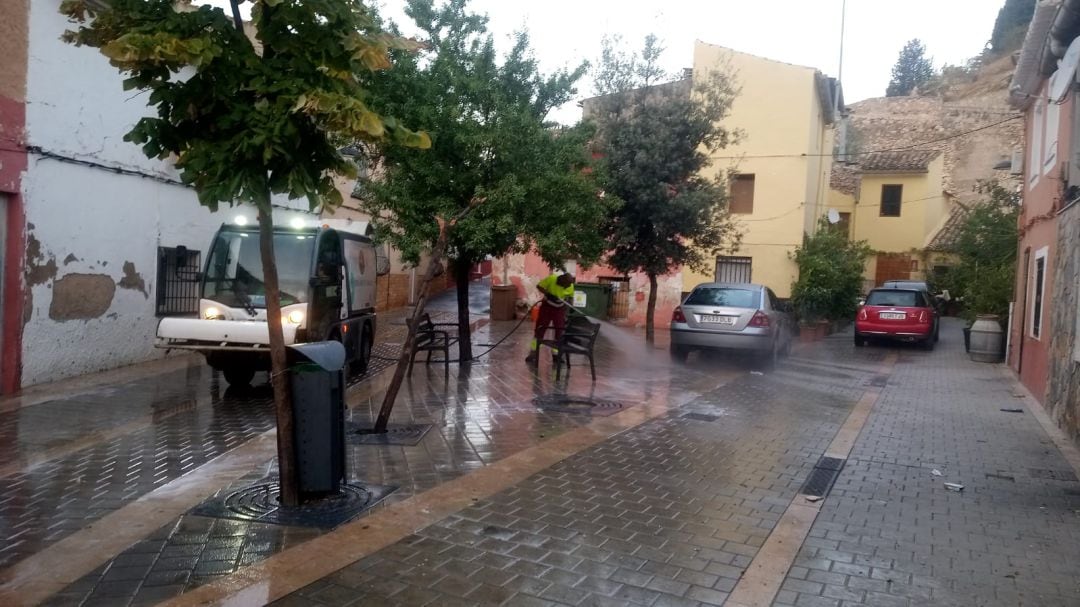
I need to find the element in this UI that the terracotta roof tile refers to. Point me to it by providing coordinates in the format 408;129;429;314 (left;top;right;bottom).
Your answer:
926;205;970;251
860;150;941;172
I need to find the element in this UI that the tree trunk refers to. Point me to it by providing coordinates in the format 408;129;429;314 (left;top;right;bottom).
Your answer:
257;209;299;507
374;219;454;433
646;272;658;344
454;258;473;362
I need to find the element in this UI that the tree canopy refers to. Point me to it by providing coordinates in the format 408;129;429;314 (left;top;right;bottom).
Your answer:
60;0;429;212
59;0;430;505
937;181;1019;322
359;0;614;357
588;35;741;341
990;0;1036;54
886;39;935;97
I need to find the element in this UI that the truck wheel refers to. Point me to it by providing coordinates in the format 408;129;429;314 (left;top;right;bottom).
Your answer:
223;366;255;387
352;327;372;376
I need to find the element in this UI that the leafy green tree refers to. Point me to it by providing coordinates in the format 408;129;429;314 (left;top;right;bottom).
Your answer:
950;181;1019;323
589;35;741;343
990;0;1036;54
790;218;872;323
886;39;935;97
359;0;613;360
59;0;428;505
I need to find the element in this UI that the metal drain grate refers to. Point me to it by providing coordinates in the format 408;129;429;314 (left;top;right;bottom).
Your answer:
533;394;624;416
869;375;889;388
191;478;396;528
682;412;721;423
348;423;433;446
1029;468;1080;482
800;456;846;498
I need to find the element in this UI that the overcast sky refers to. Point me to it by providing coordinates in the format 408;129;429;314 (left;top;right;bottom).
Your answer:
204;0;1003;123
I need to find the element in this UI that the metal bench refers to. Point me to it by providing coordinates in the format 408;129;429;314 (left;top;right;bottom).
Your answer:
541;313;601;381
408;313;459;376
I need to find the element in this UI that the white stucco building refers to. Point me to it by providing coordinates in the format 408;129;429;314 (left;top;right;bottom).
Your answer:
1;1;314;391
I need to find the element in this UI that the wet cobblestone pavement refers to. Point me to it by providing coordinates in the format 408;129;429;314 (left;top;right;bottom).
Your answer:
4;313;1080;607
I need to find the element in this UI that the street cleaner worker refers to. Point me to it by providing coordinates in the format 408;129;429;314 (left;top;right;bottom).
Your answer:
525;273;576;364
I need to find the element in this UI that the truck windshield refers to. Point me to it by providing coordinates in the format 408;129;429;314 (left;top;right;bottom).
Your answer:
202;231;315;308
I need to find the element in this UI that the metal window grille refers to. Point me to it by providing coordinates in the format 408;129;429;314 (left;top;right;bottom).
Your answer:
156;246;202;316
598;276;631;320
715;256;752;284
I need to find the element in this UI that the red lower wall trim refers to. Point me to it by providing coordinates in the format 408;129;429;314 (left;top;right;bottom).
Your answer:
1;95;27;394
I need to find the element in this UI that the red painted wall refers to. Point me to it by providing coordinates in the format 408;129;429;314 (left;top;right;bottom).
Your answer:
0;96;26;395
1010;82;1066;403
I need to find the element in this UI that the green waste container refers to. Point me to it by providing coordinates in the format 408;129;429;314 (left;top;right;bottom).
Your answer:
572;282;611;320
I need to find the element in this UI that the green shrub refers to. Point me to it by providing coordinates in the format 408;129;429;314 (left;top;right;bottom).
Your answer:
791;219;873;323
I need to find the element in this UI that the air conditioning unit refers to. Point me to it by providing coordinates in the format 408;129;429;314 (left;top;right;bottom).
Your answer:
1010;149;1023;175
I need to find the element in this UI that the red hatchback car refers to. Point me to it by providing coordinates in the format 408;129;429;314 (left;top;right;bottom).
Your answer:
854;288;939;350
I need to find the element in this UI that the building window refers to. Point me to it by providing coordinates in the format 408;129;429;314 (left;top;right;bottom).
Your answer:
1031;247;1048;339
880;184;902;217
837;212;851;238
1045;74;1061;175
156;246;202;317
729;174;755;214
1030;95;1044;189
715;256;752;283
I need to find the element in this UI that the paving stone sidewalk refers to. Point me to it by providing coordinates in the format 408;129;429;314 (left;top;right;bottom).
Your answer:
774;319;1080;607
33;311;739;606
268;338;888;607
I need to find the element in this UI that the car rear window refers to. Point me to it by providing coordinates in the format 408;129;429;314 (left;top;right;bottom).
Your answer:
684;287;759;308
865;290;925;307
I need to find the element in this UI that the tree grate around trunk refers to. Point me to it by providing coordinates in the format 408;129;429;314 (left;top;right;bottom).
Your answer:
191;478;396;529
348;423;433;446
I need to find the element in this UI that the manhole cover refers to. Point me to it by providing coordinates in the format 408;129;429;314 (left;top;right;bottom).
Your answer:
533;394;624;416
348;423;433;446
191;478;396;528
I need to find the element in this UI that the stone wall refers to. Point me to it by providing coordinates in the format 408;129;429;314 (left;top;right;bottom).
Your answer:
844;89;1023;205
1047;203;1080;439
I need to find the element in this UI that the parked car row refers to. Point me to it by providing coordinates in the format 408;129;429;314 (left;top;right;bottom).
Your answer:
669;281;941;365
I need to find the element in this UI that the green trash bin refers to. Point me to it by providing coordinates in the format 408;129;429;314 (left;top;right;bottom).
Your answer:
572;282;611;320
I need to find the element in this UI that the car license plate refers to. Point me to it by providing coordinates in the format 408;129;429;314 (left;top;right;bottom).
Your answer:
700;315;736;325
880;312;906;320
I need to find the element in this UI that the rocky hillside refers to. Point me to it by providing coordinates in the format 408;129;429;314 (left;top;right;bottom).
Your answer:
841;54;1024;205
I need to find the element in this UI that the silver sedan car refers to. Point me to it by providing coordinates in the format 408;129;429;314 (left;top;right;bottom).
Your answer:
670;282;794;365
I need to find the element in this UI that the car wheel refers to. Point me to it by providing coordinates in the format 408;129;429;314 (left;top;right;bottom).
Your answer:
223;366;255;387
854;334;866;347
758;342;778;371
670;344;689;362
922;337;935;351
934;324;940;343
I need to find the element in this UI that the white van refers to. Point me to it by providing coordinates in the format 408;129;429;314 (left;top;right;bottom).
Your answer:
156;218;388;386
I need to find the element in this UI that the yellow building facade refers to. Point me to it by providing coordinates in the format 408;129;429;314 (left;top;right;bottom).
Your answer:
827;151;950;288
682;42;840;297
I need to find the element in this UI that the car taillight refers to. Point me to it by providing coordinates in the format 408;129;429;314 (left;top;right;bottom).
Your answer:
857;308;868;321
918;310;928;323
749;310;770;328
672;306;686;323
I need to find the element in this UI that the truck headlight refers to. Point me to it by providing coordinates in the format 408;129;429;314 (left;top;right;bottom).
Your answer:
285;310;305;324
204;307;223;320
